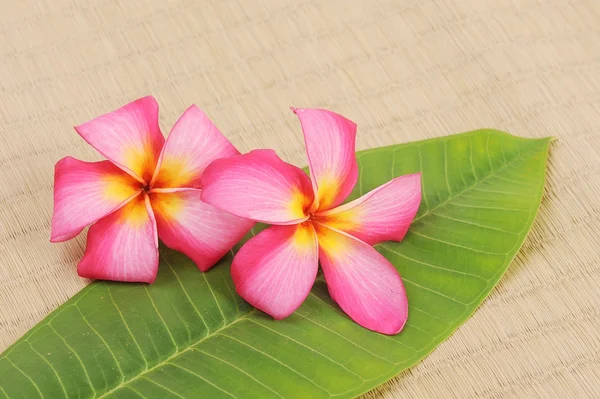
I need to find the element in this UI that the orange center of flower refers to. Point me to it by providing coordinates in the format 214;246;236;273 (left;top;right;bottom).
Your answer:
307;211;326;226
119;169;185;224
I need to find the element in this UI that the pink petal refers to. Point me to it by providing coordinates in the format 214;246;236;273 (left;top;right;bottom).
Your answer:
78;194;159;283
201;149;314;225
315;224;408;335
232;223;318;319
74;96;165;182
292;107;358;212
151;105;239;189
316;173;422;245
150;189;255;271
51;157;142;242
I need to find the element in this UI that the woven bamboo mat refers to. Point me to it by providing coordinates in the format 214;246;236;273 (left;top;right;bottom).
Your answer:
1;0;599;397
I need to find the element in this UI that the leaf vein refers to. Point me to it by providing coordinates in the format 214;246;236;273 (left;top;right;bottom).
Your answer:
94;312;256;398
413;143;543;223
468;136;476;178
493;174;531;186
28;342;68;398
143;285;179;351
216;332;331;395
443;140;452;195
161;252;211;334
107;287;148;371
390;148;396;179
167;362;237;398
294;313;394;365
447;202;530;212
430;212;520;234
486;132;494;171
202;272;227;327
194;349;284;398
417;145;430;211
409;305;451;324
47;323;95;395
5;357;44;398
75;307;124;385
307;292;419;351
379;243;487;279
402;278;468;306
248;319;365;381
471;187;535;197
141;377;184;398
410;230;508;255
127;386;145;399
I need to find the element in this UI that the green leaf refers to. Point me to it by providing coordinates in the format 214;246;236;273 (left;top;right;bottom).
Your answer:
0;129;552;399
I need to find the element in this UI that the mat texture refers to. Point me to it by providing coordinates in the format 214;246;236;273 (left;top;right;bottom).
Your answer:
1;0;599;397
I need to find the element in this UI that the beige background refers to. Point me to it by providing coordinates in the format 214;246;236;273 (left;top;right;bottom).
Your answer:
1;0;599;397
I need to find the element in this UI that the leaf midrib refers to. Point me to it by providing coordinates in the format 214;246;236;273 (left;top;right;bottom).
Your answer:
1;132;548;399
97;136;545;398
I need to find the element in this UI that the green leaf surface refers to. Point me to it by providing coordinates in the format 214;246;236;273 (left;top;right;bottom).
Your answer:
0;130;552;399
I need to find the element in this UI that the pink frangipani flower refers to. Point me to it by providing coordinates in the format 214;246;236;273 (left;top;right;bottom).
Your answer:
200;108;422;335
51;96;254;283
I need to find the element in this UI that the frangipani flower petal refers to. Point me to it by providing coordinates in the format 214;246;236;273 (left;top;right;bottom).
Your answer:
151;189;255;271
201;149;314;224
151;105;239;189
315;224;408;335
78;194;159;283
51;157;141;242
292;107;358;212
74;96;164;182
316;173;422;245
231;223;319;319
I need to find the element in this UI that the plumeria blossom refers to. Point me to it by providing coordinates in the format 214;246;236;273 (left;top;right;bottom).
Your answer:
201;108;422;335
51;96;254;283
